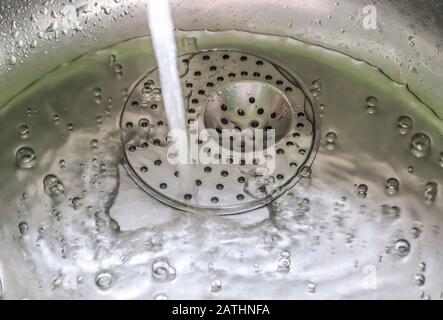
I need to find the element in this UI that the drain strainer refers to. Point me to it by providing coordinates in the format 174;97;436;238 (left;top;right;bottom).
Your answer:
120;50;319;214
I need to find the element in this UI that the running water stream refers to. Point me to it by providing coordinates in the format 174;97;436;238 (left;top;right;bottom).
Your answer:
147;0;188;165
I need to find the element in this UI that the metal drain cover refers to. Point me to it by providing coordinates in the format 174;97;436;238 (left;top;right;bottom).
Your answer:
120;50;318;214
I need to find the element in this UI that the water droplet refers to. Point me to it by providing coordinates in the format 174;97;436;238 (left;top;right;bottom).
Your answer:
71;197;81;210
18;221;28;235
95;272;112;290
357;184;368;199
16;147;36;169
152;259;176;281
394;239;410;257
418;262;426;272
397;116;413;135
424;182;438;202
154;293;168;300
7;54;17;65
414;273;425;287
210;279;223;293
90;139;98;149
18;125;30;139
309;80;322;98
43;174;64;196
366;96;378;114
385;178;400;196
277;257;291;272
410;133;431;158
92;87;102;97
382;205;401;219
307;281;317;293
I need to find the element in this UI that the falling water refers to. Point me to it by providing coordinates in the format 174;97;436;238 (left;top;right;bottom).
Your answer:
147;0;188;164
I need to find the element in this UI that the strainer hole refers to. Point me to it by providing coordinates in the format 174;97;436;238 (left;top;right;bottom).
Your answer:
131;101;139;107
270;112;277;119
229;73;236;78
202;55;210;60
257;108;264;115
250;120;260;128
238;176;246;183
204;166;212;173
194;71;201;77
154;160;162;166
276;80;283;86
140;166;148;173
277;149;285;155
249;97;256;104
265;75;273;80
151;104;158;110
207;82;214;87
198;90;205;95
277;174;284;180
241;71;248;76
256;60;264;66
253;72;260;77
184;194;192;200
221;104;228;112
221;118;229;125
216;184;224;190
237;109;245;116
223;54;230;60
297;123;305;130
195;179;202;186
217;77;224;82
160;183;167;189
240;56;248;61
285;87;293;92
211;197;219;204
125;122;133;128
221;170;229;177
236;194;245;201
210;66;217;72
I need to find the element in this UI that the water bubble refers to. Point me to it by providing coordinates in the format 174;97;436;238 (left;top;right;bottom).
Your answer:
43;174;64;196
382;205;401;219
277;257;291;272
309;80;322;98
92;87;102;97
357;184;368;199
397;116;413;135
90;139;98;149
152;259;176;281
71;197;81;210
385;178;400;196
366;96;378;114
424;182;438;202
414;273;425;287
411;226;422;239
154;293;168;300
16;147;37;169
325;131;337;150
18;125;30;139
307;281;317;293
95;272;112;290
210;279;223;293
18;221;28;235
410;133;431;158
7;54;17;65
394;239;410;257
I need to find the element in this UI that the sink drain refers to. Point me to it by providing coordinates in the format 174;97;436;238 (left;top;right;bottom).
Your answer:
120;50;319;214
